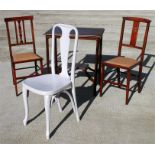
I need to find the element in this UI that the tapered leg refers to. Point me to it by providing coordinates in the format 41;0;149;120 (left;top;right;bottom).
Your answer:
100;63;105;97
71;86;80;122
138;64;142;93
117;67;121;88
23;86;29;126
44;95;51;140
126;69;131;105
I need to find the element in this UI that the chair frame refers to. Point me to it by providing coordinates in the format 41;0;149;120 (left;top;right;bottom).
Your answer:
22;24;79;139
4;16;43;96
100;17;151;105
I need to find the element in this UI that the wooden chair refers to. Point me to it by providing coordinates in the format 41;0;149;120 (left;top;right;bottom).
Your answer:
100;17;151;105
4;16;43;96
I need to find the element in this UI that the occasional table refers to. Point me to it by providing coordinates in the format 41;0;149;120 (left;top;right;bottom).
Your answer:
44;27;105;96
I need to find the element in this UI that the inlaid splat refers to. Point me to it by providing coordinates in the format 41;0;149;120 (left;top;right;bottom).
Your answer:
130;21;139;46
119;17;151;55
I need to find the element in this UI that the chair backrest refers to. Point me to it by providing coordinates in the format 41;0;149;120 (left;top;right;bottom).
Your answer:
118;17;151;62
4;16;36;61
51;24;78;83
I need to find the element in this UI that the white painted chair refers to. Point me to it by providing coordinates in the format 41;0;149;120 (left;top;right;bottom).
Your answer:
22;24;79;139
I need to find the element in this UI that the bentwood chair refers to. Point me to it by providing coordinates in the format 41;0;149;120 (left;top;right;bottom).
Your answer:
22;24;79;139
4;16;43;96
100;17;151;105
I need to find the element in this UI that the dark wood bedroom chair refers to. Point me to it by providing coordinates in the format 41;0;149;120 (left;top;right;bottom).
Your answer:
100;17;151;105
4;16;43;96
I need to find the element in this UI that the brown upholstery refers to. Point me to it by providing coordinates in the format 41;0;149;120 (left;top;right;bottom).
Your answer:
103;56;139;69
13;52;42;63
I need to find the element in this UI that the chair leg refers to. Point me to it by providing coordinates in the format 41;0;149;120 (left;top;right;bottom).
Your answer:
14;83;18;96
11;66;15;85
126;69;131;105
71;86;80;122
100;63;105;97
12;64;18;96
55;95;62;113
23;86;29;126
63;90;75;113
117;67;121;88
50;95;62;112
34;61;38;75
40;59;44;74
44;95;51;140
138;64;142;93
50;96;55;108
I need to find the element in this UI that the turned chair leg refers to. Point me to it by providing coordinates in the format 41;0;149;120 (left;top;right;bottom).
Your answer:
100;64;105;97
126;69;131;105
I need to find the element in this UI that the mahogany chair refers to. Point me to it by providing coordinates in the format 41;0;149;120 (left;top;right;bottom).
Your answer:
100;17;151;105
4;16;43;96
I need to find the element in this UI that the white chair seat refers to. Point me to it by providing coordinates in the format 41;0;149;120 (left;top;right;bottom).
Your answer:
23;74;71;96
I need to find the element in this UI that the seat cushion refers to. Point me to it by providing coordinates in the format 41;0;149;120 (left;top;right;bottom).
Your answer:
103;56;139;69
13;52;42;63
23;74;71;95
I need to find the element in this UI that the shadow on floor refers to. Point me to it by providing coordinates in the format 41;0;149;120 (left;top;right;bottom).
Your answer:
24;53;155;138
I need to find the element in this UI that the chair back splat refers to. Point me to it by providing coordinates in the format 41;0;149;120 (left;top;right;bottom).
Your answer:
51;24;78;83
118;17;151;63
5;16;36;59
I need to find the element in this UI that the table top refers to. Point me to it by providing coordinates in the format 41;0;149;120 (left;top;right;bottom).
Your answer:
45;27;105;38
